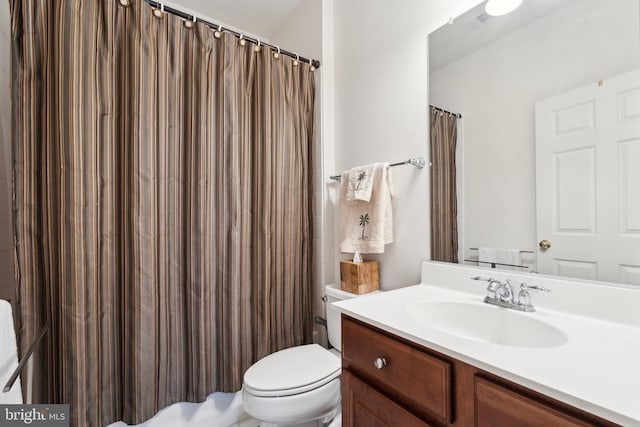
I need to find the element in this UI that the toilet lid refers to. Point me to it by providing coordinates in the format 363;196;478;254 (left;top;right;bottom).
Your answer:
243;344;341;397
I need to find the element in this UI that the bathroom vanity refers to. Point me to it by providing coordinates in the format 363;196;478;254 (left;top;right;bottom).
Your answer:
334;262;640;427
341;316;615;426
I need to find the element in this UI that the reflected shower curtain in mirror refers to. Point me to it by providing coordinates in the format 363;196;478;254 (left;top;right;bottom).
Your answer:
11;0;314;425
430;107;458;263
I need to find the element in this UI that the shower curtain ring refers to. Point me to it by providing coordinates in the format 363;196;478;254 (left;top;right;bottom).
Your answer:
153;2;164;18
214;24;222;38
254;39;261;52
293;53;300;66
273;46;281;59
239;34;246;46
184;13;196;28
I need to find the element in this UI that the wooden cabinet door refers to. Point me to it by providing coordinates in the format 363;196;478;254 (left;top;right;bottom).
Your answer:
342;370;431;427
475;376;598;427
341;316;453;422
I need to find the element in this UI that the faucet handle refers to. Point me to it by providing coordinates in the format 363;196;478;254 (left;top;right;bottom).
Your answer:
517;283;549;311
472;277;502;300
520;283;550;292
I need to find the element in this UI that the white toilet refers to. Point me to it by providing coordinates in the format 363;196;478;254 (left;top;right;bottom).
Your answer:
242;284;373;426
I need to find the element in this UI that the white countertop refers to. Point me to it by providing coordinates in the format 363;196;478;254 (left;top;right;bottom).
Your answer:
333;282;640;426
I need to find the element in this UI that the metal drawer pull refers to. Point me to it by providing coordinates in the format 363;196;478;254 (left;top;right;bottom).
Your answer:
373;357;387;369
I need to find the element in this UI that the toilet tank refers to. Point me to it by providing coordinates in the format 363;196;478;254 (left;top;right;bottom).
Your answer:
324;284;379;352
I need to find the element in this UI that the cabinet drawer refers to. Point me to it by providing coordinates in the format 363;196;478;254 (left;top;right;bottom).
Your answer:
475;376;599;427
342;370;431;427
342;316;453;423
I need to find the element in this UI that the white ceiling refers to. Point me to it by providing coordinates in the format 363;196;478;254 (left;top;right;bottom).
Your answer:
166;0;305;39
429;0;577;73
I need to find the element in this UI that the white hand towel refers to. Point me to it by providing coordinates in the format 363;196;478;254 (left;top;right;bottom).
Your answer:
339;163;393;253
0;300;23;403
478;247;521;271
345;163;379;203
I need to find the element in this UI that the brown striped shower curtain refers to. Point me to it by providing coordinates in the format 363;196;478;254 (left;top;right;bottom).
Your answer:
11;0;314;425
430;107;458;263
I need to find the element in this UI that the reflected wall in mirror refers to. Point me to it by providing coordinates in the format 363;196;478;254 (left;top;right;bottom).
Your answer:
428;0;640;285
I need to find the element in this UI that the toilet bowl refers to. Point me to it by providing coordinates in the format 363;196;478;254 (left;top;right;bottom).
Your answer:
242;284;376;426
242;344;341;426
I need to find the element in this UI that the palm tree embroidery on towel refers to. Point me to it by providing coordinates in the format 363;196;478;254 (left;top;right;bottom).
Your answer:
359;213;370;239
355;171;367;190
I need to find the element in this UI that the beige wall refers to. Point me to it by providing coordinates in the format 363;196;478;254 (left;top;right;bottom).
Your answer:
0;1;12;302
329;0;482;289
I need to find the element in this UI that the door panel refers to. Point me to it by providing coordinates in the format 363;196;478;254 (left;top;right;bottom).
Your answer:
554;101;595;135
536;68;640;284
620;265;640;285
554;259;598;281
618;87;640;122
554;148;596;233
619;139;640;234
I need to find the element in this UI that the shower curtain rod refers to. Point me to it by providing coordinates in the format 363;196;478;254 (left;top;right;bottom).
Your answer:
329;157;426;181
144;0;321;69
430;104;462;119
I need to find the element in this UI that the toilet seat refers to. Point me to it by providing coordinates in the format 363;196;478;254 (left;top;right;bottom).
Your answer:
243;344;341;397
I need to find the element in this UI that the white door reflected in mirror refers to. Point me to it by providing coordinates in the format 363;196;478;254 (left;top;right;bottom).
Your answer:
428;0;640;286
535;69;640;284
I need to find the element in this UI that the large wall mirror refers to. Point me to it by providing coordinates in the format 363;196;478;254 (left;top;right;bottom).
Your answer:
428;0;640;285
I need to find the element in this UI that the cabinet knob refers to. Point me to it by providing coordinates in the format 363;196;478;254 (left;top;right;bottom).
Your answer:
373;357;387;370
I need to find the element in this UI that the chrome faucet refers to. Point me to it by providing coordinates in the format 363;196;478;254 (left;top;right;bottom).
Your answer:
471;277;550;312
495;279;515;303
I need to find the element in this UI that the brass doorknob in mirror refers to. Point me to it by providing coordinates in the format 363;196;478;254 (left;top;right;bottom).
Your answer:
539;240;551;250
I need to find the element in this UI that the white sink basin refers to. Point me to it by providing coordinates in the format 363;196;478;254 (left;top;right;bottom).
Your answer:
406;301;568;348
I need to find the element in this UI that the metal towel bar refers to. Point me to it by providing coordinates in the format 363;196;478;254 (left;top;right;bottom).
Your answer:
463;259;529;269
329;157;426;181
469;247;534;254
